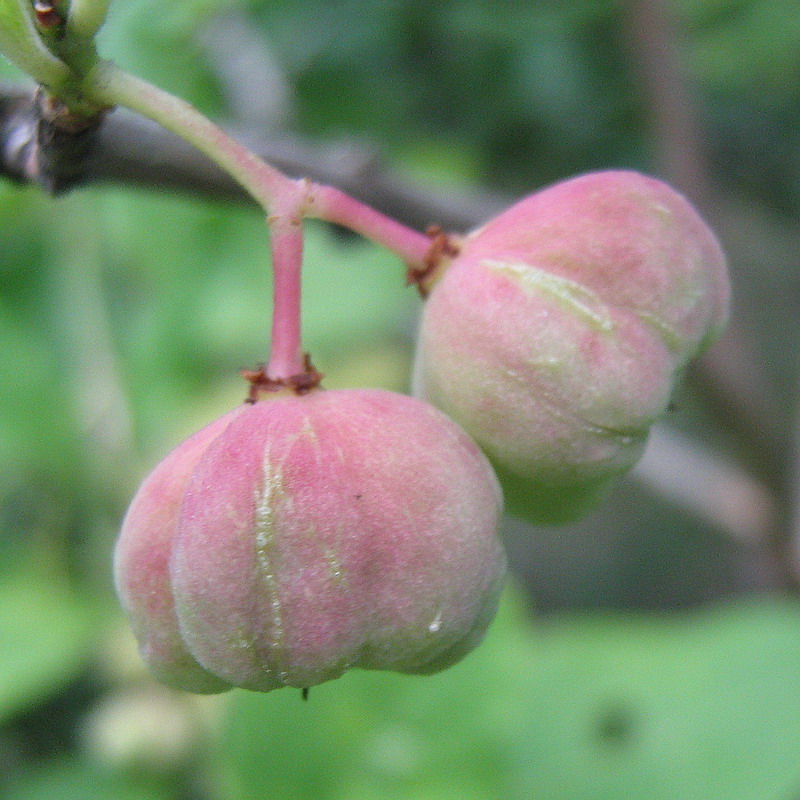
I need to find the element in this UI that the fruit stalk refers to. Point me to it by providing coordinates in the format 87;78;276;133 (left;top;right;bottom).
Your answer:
305;183;432;271
266;203;305;381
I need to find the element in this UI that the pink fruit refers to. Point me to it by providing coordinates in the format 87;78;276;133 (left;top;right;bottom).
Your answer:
115;389;505;693
413;170;730;523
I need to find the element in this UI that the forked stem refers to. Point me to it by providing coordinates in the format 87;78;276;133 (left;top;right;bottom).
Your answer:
82;60;441;391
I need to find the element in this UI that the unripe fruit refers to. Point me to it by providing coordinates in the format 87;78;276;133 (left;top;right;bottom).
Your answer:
413;170;730;523
115;389;505;694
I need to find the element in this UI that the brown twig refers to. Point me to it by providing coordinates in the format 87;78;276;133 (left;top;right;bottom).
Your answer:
0;80;505;233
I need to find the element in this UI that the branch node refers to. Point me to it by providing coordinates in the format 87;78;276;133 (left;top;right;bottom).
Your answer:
31;88;109;194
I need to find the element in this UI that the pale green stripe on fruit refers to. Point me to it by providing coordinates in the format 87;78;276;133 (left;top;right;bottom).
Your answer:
254;448;287;682
484;258;615;332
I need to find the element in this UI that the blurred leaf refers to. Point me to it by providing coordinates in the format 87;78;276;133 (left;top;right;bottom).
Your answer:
218;590;800;800
0;572;101;724
97;0;229;108
684;0;800;92
5;758;166;800
299;223;416;362
515;598;800;800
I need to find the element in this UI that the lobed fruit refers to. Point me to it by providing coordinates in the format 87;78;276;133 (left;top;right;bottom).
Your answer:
413;170;730;523
114;389;505;693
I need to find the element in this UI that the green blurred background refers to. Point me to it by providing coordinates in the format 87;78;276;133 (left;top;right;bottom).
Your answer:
2;0;800;797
